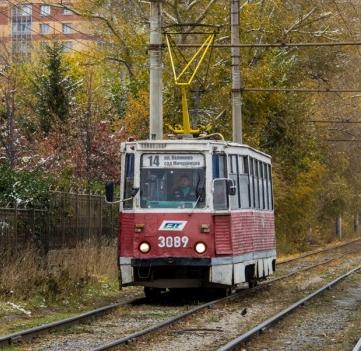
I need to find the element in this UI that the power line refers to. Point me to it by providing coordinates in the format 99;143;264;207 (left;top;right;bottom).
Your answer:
308;120;361;123
241;88;361;93
326;139;361;142
173;41;361;48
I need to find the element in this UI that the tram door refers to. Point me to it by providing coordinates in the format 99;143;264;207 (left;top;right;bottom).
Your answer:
212;153;233;255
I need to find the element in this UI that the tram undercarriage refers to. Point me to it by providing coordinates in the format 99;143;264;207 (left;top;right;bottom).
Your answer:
120;255;276;289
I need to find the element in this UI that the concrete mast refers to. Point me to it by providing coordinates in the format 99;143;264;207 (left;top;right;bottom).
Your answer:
231;0;242;143
149;0;163;140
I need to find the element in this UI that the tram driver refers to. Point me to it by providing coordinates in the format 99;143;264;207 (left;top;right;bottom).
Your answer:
172;174;196;201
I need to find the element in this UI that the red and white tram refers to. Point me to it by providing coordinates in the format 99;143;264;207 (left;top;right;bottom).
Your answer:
108;138;276;298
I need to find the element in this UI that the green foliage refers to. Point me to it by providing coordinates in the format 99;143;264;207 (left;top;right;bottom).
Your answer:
33;42;79;134
0;166;50;208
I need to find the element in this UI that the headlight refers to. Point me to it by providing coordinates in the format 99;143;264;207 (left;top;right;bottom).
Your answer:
139;242;151;253
195;242;207;254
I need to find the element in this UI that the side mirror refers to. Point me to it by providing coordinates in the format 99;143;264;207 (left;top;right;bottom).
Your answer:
227;179;237;196
105;181;114;202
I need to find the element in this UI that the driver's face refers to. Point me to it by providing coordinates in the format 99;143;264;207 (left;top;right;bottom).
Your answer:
180;177;191;187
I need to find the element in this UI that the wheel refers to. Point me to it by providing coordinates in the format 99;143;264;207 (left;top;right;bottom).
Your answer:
214;287;232;298
248;279;258;289
144;287;162;301
223;287;232;297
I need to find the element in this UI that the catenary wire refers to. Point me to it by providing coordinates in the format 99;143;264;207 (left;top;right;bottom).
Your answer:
173;42;361;48
241;88;361;93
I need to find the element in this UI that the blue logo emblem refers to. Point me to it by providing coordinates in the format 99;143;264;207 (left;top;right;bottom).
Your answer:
159;221;187;231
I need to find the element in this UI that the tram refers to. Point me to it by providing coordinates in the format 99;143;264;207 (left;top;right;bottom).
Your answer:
106;139;276;298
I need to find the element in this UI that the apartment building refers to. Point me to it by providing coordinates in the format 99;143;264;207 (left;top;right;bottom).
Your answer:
0;1;92;59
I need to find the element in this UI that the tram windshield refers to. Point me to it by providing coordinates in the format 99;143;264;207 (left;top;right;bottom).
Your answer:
140;154;206;209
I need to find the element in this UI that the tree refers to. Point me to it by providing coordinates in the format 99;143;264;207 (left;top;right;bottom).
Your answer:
33;42;79;134
0;43;19;169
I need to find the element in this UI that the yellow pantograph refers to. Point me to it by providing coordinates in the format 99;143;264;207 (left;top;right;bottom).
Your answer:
165;33;215;136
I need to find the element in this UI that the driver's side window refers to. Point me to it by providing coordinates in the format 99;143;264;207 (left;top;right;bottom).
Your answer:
212;153;229;211
213;179;229;210
124;154;135;209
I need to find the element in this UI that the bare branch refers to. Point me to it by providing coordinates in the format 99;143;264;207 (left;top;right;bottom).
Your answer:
163;10;178;24
105;57;134;78
193;0;218;25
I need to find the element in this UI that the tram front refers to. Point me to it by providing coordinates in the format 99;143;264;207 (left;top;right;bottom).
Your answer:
113;140;226;297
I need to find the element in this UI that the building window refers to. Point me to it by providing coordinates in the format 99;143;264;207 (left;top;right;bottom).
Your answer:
63;41;73;52
13;4;32;17
62;23;73;34
63;8;73;15
12;22;31;34
40;5;50;16
40;23;50;34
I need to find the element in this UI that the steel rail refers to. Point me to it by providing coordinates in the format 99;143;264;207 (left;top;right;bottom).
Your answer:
1;240;358;348
0;296;144;347
90;248;357;351
353;337;361;351
277;238;361;265
217;265;361;351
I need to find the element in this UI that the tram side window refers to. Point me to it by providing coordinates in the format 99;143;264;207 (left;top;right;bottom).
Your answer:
264;163;268;209
268;164;273;210
229;155;240;209
254;159;260;209
249;158;255;208
212;153;227;178
239;156;250;208
258;161;264;209
259;162;264;210
124;154;135;209
262;163;267;209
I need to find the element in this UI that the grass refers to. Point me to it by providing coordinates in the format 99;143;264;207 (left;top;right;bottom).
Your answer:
0;238;142;337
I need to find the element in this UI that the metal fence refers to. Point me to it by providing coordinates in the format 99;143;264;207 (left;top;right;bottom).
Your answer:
0;191;118;254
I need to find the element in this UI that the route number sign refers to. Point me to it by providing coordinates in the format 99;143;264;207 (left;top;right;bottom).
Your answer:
143;154;204;168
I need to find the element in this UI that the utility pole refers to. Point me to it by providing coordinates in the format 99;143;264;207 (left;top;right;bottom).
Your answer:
149;0;163;140
231;0;242;143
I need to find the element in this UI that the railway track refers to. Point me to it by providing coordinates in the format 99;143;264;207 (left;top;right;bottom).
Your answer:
277;237;361;265
0;295;145;347
1;238;360;350
217;265;361;351
90;243;361;351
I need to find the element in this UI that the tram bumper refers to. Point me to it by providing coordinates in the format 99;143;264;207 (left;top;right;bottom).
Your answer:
119;256;237;288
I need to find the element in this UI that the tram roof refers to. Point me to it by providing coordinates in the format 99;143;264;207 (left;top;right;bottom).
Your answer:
121;139;271;160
